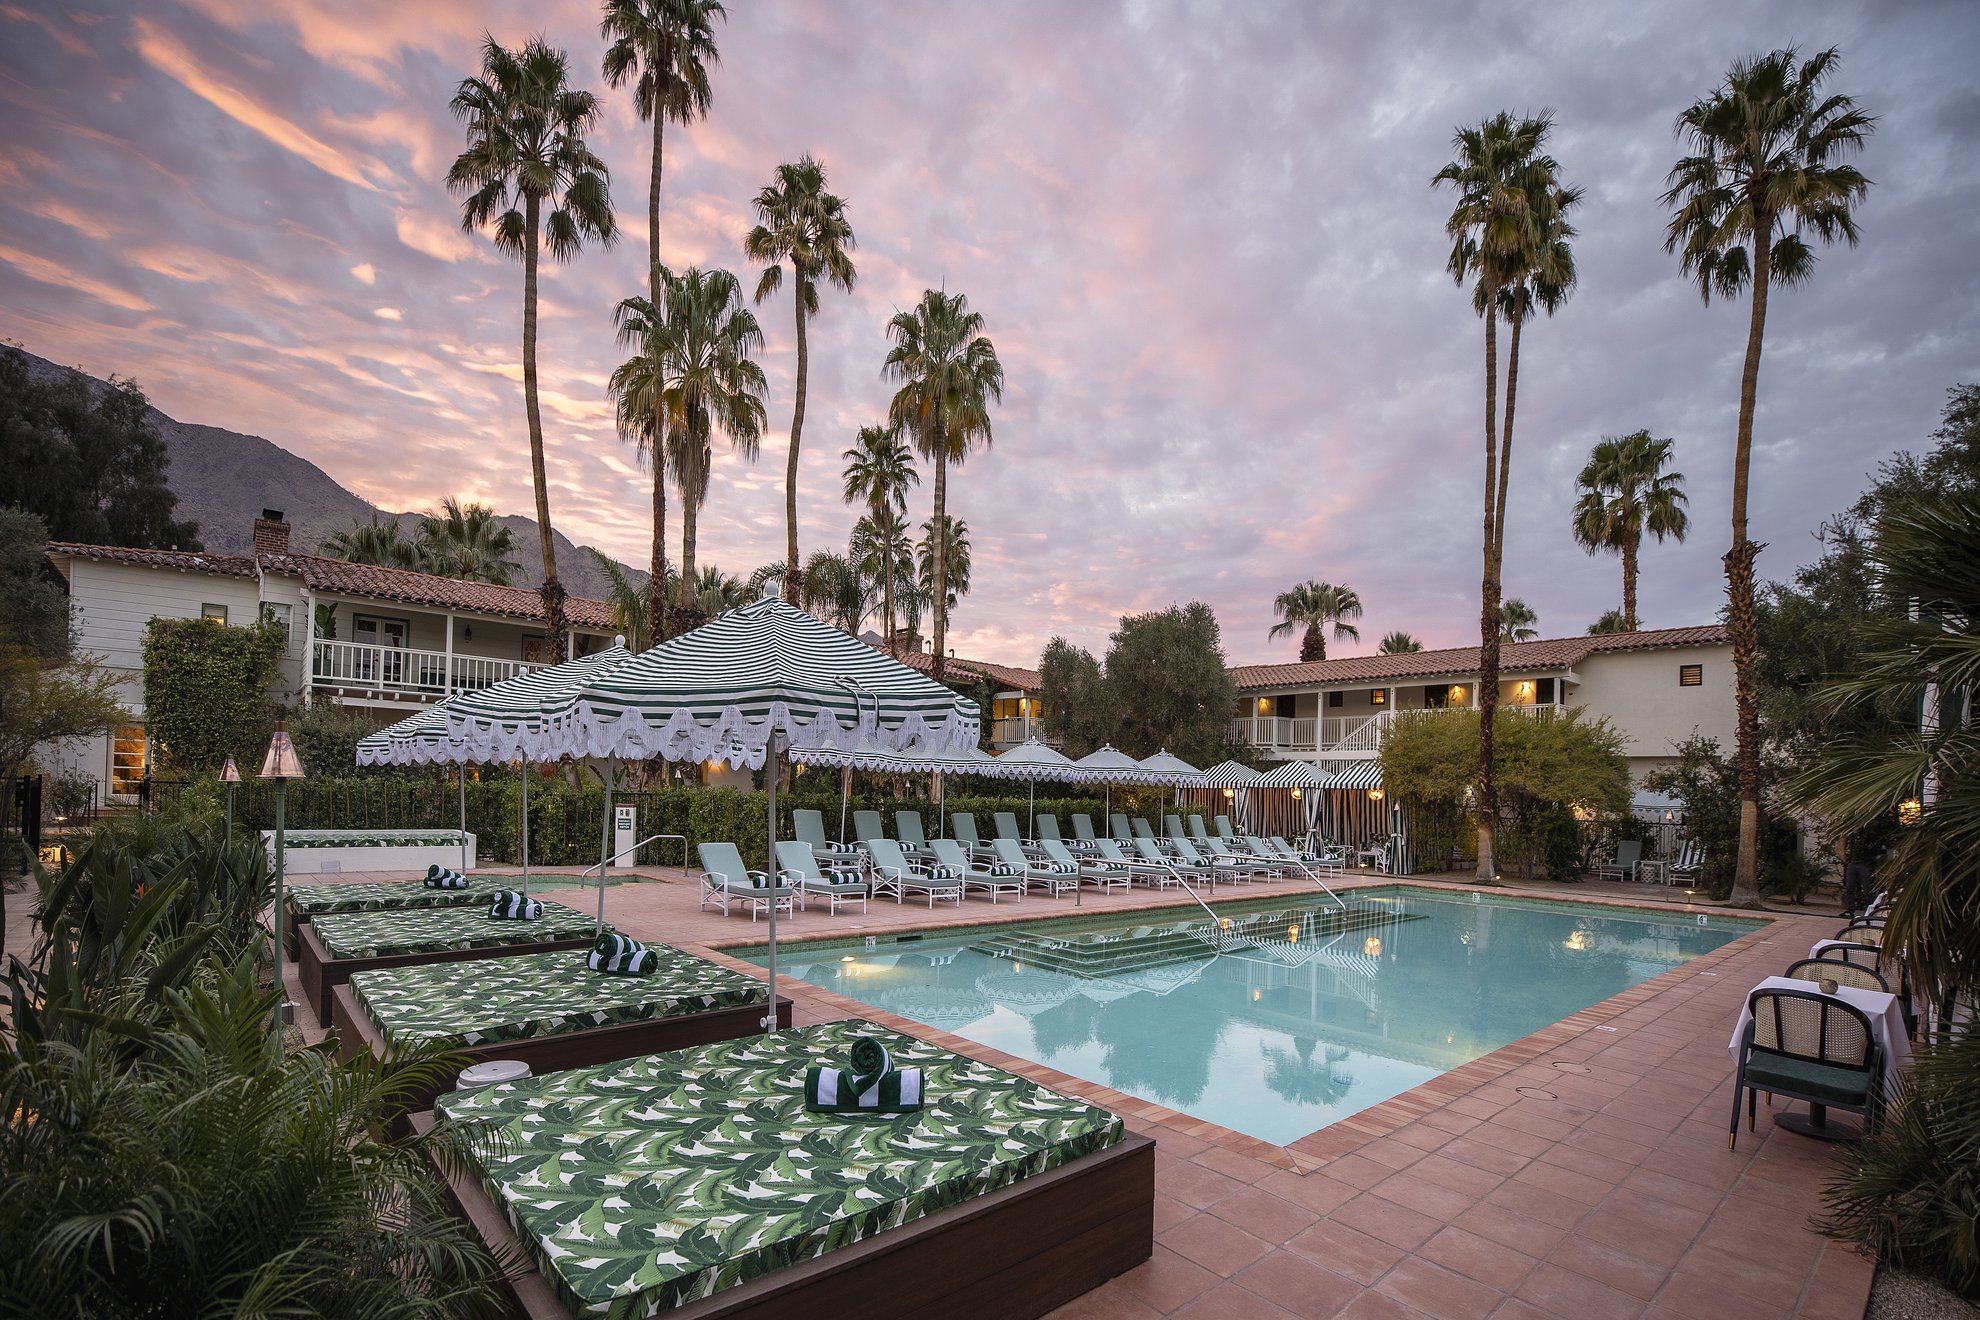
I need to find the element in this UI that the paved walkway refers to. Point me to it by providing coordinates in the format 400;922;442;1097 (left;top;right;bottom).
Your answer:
13;859;1871;1320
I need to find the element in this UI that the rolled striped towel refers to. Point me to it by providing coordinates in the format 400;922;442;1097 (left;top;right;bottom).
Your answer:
804;1035;925;1114
488;890;543;920
586;931;656;975
1046;860;1078;876
927;864;964;881
425;864;470;889
988;863;1022;878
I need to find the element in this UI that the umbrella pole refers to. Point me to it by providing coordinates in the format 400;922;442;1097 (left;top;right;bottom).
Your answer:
1028;780;1035;838
764;731;781;1034
839;766;850;845
458;769;468;872
596;752;614;934
520;758;531;896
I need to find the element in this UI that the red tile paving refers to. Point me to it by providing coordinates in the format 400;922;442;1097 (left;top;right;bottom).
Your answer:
221;862;1876;1319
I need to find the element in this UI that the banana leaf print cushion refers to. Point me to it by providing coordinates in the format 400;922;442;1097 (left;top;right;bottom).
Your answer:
437;1021;1124;1317
349;949;765;1050
287;879;488;918
311;901;598;959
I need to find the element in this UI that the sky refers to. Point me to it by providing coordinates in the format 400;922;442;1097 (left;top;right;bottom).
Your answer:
2;0;1976;669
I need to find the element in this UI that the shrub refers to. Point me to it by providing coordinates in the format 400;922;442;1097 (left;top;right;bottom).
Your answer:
140;617;284;776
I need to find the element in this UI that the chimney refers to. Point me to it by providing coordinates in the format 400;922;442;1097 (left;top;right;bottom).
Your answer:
253;509;290;557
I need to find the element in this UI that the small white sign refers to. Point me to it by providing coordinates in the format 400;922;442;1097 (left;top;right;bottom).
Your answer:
613;803;637;865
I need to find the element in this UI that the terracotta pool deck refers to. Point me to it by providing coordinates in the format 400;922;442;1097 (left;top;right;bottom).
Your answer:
269;863;1873;1320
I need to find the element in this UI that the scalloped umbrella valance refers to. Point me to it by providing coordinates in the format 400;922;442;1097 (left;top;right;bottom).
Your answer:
442;641;635;761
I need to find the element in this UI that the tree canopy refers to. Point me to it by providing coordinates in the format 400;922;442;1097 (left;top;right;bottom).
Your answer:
0;509;71;662
0;350;199;551
1041;603;1241;766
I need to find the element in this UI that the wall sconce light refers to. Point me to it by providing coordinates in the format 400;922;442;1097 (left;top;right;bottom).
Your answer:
1449;685;1466;702
1368;787;1385;802
1290;788;1302;800
1514;680;1535;702
1364;936;1382;958
1257;697;1272;715
1898;797;1922;826
463;625;473;642
1223;787;1236;799
1286;924;1300;943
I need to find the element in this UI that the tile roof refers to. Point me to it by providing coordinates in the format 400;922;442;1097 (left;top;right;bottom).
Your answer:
46;542;258;578
880;643;1043;692
1229;624;1728;690
48;541;616;629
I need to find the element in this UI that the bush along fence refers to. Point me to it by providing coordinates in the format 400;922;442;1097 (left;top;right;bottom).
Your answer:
183;774;1120;871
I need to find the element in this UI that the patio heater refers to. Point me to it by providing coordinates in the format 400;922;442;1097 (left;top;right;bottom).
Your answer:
259;723;305;1035
219;755;240;846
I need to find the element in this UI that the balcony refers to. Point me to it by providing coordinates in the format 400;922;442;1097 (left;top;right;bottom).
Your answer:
987;717;1063;750
1231;704;1556;755
311;639;537;704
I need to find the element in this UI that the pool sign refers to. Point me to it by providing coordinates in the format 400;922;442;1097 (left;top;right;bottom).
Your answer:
614;803;637;865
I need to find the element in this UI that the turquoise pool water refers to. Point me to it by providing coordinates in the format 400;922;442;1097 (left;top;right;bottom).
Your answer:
741;887;1760;1146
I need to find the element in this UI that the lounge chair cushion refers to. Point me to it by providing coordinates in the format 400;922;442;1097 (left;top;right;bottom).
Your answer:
1743;1053;1873;1107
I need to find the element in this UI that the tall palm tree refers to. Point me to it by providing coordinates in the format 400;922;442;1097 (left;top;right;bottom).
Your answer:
882;290;1003;680
588;547;654;651
1434;110;1579;885
320;515;419;570
632;266;766;612
1587;608;1629;635
1378;631;1422;655
609;293;679;642
1571;430;1689;631
916;515;970;619
1499;598;1539;643
744;156;857;600
689;564;746;615
799;550;873;634
600;0;721;308
416;498;521;584
447;37;614;663
841;424;918;644
849;508;913;640
1268;581;1363;662
1664;46;1874;905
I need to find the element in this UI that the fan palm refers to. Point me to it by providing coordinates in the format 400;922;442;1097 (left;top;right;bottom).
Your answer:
1378;631;1422;654
610;292;676;641
1570;431;1688;631
600;0;722;306
882;289;1003;679
916;515;970;618
799;550;873;634
416;497;521;584
744;156;857;600
447;37;614;662
1587;608;1629;635
1434;109;1579;885
1267;581;1363;662
588;547;655;652
688;564;746;615
842;424;918;644
620;266;766;616
1664;46;1874;905
320;514;419;570
1499;598;1539;643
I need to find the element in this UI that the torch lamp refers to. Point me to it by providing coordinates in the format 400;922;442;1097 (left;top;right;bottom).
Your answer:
220;756;241;846
259;723;306;1034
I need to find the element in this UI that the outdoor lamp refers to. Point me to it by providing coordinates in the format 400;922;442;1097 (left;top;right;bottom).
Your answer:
1364;936;1382;958
1287;923;1300;943
219;755;241;846
1291;788;1302;801
259;723;306;1034
1898;797;1922;826
1368;787;1385;802
1223;787;1235;799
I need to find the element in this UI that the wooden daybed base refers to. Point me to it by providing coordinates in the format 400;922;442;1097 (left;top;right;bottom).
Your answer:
411;1111;1154;1320
331;983;794;1115
297;923;594;1028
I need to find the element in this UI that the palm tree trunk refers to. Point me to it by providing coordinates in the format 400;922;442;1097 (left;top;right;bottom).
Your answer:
1475;288;1502;886
1724;211;1772;908
521;193;567;663
1302;623;1324;663
784;288;808;603
931;446;948;680
679;439;703;616
647;450;667;647
649;116;664;302
882;536;895;647
1495;308;1523;571
1622;533;1639;632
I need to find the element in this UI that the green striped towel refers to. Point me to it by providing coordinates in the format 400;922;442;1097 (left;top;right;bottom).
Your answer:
488;890;543;920
585;931;656;975
988;863;1022;878
803;1036;925;1114
927;864;964;881
425;865;470;889
1045;860;1078;875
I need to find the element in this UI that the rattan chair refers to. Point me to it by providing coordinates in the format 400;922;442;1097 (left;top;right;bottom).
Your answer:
1784;958;1889;994
1730;988;1882;1149
1816;943;1884;971
1836;923;1887;947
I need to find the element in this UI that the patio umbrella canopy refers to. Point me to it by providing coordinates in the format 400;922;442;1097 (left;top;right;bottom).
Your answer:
989;739;1087;833
548;591;982;1032
355;699;478;872
443;641;634;761
1136;747;1209;824
1201;758;1266;833
1072;744;1146;821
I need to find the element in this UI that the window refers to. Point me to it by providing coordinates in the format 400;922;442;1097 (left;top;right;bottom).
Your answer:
1537;677;1556;704
1679;664;1704;687
200;603;228;624
110;726;147;795
261;602;293;653
1327;691;1344;708
1369;688;1387;706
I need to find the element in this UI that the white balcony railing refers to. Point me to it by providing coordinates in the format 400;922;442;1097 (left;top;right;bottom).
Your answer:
1231;702;1560;754
988;717;1062;749
311;639;536;700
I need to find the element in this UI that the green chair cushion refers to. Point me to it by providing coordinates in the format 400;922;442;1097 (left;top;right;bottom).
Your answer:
1744;1052;1873;1107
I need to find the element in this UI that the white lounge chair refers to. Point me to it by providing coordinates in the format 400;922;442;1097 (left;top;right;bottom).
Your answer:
991;837;1079;898
697;841;796;922
865;838;964;908
775;840;869;915
928;838;1023;905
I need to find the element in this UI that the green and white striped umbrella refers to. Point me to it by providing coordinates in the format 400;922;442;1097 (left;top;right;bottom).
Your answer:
443;641;634;761
1071;744;1145;785
795;737;1014;777
1138;748;1208;787
990;738;1085;782
551;596;979;765
355;701;473;767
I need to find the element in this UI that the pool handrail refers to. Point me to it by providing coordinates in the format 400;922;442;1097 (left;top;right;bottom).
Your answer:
1243;835;1346;910
579;832;690;930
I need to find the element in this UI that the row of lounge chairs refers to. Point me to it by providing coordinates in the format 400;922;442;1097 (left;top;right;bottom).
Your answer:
696;807;1350;920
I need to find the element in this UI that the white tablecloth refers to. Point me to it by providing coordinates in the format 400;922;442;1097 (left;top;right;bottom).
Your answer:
1729;976;1910;1096
1810;937;1880;960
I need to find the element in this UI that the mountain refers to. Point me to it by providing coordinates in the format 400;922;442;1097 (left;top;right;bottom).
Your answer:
8;347;634;600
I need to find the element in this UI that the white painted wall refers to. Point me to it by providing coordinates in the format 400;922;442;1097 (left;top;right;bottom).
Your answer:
1564;643;1737;778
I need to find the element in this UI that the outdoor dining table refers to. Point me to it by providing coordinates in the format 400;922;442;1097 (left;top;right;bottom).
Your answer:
1810;936;1880;960
1728;975;1912;1140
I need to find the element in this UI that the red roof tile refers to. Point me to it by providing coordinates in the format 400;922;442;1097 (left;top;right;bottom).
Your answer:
49;540;616;630
1228;625;1728;690
878;643;1042;692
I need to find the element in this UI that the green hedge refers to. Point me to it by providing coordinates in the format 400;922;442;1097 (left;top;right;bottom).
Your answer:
207;774;1125;871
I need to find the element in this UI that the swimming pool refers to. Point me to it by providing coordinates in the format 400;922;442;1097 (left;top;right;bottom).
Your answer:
741;887;1761;1146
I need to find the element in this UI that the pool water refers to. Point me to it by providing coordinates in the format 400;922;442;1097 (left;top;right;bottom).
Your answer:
743;887;1759;1146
